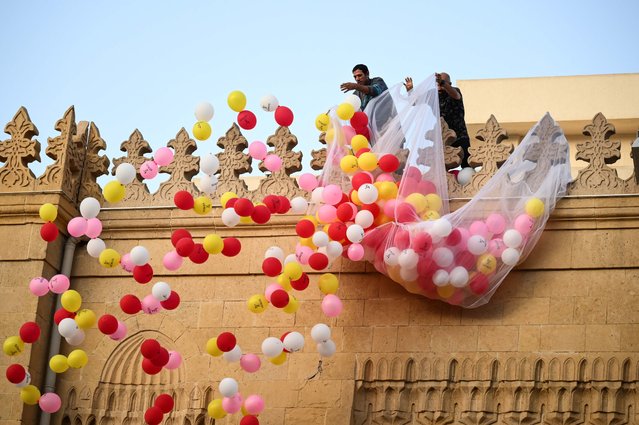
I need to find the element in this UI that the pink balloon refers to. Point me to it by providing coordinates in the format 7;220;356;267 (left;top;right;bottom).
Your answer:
222;394;243;414
317;205;337;223
514;214;535;236
243;394;265;415
321;294;343;317
240;353;261;373
295;244;314;265
264;284;283;303
142;295;163;314
469;220;489;238
48;274;70;294
347;243;365;261
375;173;395;183
67;217;88;237
485;213;506;235
322;184;343;206
165;350;182;369
109;320;127;341
29;277;49;296
154;147;174;166
263;154;282;172
163;250;183;271
383;199;397;219
298;173;318;192
248;141;267;160
85;218;103;239
120;253;135;273
140;160;158;179
488;238;506;257
342;126;356;144
38;392;62;413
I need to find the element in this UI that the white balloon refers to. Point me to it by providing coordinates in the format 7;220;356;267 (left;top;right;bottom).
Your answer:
432;218;453;237
346;224;365;243
311;323;331;343
65;329;86;346
310;187;324;204
260;94;279;112
221;208;240;227
283;253;297;265
355;210;374;229
501;248;521;266
264;246;285;261
398;249;419;269
326;241;343;258
261;337;284;358
433;247;454;267
87;238;106;258
432;269;450;287
223;345;242;363
15;372;31;388
115;163;137;185
503;229;523;248
312;231;329;247
344;94;362;111
79;197;101;219
457;167;475;186
290;197;308;214
152;281;172;301
283;331;305;353
200;153;220;175
219;377;239;397
357;184;378;205
449;266;470;288
317;339;336;357
58;318;79;338
129;245;150;266
467;235;488;255
399;266;418;282
195;102;215;122
383;247;400;266
196;174;218;194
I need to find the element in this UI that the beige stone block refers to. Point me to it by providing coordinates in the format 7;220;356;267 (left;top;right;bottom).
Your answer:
574;297;607;324
342;326;373;353
325;407;352;425
461;302;504;325
364;299;409;326
440;303;462;325
548;297;575;324
503;297;549;325
619;324;639;350
478;326;519;351
430;326;479;352
297;379;342;407
397;326;431;352
320;353;356;380
521;230;574;269
337;274;381;300
197;301;224;328
372;327;398;353
409;297;443;325
222;300;294;328
336;299;365;327
285;407;327;424
518;325;541;351
585;325;621;351
491;271;536;301
540;325;585;351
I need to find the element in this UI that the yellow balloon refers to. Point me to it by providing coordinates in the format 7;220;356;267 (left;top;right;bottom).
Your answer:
336;102;355;120
302;215;319;225
269;351;287;365
424;193;443;213
405;193;427;213
318;273;339;294
437;284;456;299
283;295;299;314
206;338;223;357
377;181;398;200
39;203;58;222
277;274;293;291
103;180;125;204
340;155;359;174
49;354;69;373
247;294;268;313
325;128;335;144
20;385;40;405
61;290;82;313
203;234;224;254
193;195;213;215
3;336;24;356
193;121;212;141
477;253;497;275
525;197;545;218
240;216;253;224
374;213;392;226
67;349;88;368
75;309;96;329
220;192;238;208
298;237;317;250
283;262;303;280
350;189;361;206
350;134;369;152
315;113;330;131
227;90;247;113
99;248;121;268
207;398;227;419
357;152;378;172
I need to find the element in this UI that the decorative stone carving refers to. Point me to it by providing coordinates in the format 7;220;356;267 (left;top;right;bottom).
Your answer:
78;122;110;202
155;128;199;204
569;113;630;195
111;129;155;206
214;124;252;201
254;125;305;201
0;107;40;190
311;132;327;170
441;117;462;170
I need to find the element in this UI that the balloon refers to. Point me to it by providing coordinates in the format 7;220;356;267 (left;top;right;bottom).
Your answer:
311;323;331;343
219;377;239;397
65;329;85;346
18;322;40;344
336;102;355;120
344;94;362;110
61;290;82;312
103;180;125;203
29;277;49;297
274;106;294;126
67;349;88;368
233;198;254;217
357;152;378;172
161;291;181;310
217;332;237;352
39;203;58;222
346;224;365;243
315;113;330;131
142;357;162;375
501;248;521;266
260;94;279;112
115;162;137;185
350;111;368;129
20;385;41;405
120;253;134;272
469;273;489;295
357;183;378;205
87;237;106;258
514;214;535;236
200;154;220;176
109;321;127;341
228;90;247;112
193;121;212;140
207;398;227;419
98;314;118;335
195;101;214;122
53;308;75;325
40;222;59;242
261;337;284;358
99;248;121;268
263;154;282;172
449;266;470;287
85;219;101;241
140;160;159;179
67;217;88;238
321;294;343;317
6;363;26;384
175;237;195;257
237;110;257;130
15;371;31;388
355;210;374;228
467;235;488;255
240;353;261;373
503;229;523;248
251;204;271;224
269;351;287;365
378;154;399;172
152;282;172;301
222;394;243;414
290;196;308;214
193;195;213;215
270;289;289;308
457;167;475;185
144;406;164;425
141;339;162;358
150;348;169;367
206;338;223;357
155;393;175;413
298;173;318;192
317;339;336;357
347;243;365;261
340;155;359;173
282;331;304;352
141;295;162;314
221;208;241;227
162;250;183;271
248;141;267;160
222;238;241;257
244;394;265;415
525;197;545;217
203;234;223;255
223;344;242;362
75;309;97;329
153;147;174;167
49;354;69;373
49;274;70;294
312;230;329;247
433;270;450;287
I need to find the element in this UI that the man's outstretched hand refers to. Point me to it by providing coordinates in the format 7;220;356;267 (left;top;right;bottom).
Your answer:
340;82;357;93
404;77;413;92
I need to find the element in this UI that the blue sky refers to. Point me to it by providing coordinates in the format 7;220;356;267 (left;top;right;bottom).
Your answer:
2;1;638;182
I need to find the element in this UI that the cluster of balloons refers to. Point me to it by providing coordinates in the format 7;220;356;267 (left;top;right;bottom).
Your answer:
162;228;241;270
205;377;265;423
97;313;127;341
144;393;174;425
39;203;59;242
193;101;215;141
48;349;88;373
195;153;220;195
248;140;282;173
140;338;182;375
5;361;62;412
3;322;40;357
219;191;305;227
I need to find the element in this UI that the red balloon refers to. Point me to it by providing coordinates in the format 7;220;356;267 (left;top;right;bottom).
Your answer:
351;172;372;190
262;257;282;277
270;289;289;308
361;202;380;217
225;197;239;209
350;111;369;130
171;229;192;247
354;147;371;157
470;273;489;295
237;110;257;130
336;203;355;222
328;222;347;241
140;339;162;358
262;195;281;213
40;222;59;242
19;322;40;344
411;232;432;252
276;196;291;214
393;228;411;250
120;294;142;314
356;126;370;139
309;252;329;271
240;414;260;425
150;347;170;367
216;332;236;352
417;180;437;194
175;237;195;257
174;191;194;210
160;291;180;310
378;154;400;173
290;273;309;291
455;251;476;270
5;364;26;384
142;358;163;376
233;198;254;217
395;203;418;223
144;406;164;425
154;394;175;414
221;238;241;257
274;106;294;127
295;219;315;238
251;204;271;224
54;308;75;325
445;228;462;246
280;331;291;352
133;264;154;284
98;314;118;335
189;243;209;264
417;254;437;277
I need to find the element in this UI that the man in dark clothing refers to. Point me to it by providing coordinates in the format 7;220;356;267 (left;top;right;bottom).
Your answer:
340;64;388;111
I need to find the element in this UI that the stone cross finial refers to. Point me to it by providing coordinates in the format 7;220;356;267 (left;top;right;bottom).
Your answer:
214;123;252;200
156;128;199;201
0;107;40;189
254;126;304;200
78;122;110;202
111;129;155;205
